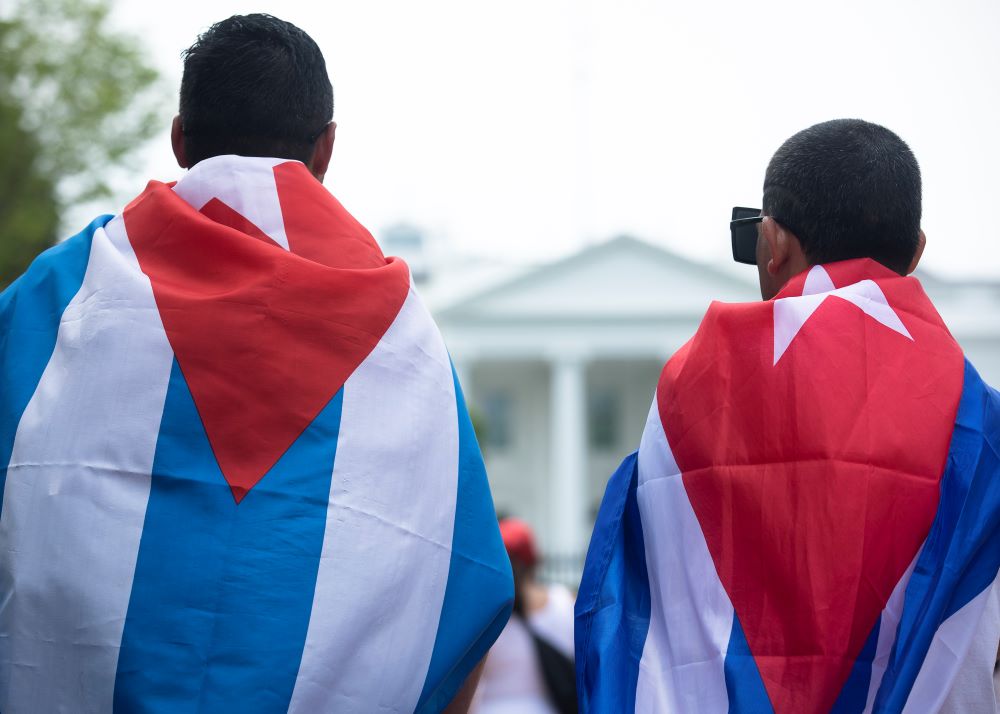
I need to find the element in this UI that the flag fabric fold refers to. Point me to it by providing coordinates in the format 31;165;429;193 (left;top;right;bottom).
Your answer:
576;259;1000;713
0;155;513;713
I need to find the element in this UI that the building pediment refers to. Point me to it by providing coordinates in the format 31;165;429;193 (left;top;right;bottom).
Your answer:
437;235;757;321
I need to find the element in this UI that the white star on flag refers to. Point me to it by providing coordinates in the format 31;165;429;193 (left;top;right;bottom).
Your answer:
772;265;912;364
172;156;292;250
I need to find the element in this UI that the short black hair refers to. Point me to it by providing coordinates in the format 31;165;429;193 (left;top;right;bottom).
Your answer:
763;119;922;275
179;14;333;165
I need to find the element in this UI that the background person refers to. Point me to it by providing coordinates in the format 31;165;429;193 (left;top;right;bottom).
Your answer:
474;517;576;714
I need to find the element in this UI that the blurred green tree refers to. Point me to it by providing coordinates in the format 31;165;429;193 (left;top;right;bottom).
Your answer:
0;0;163;285
0;97;60;285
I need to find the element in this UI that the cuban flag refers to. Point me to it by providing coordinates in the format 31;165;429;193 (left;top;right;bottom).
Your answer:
0;155;513;712
576;259;1000;712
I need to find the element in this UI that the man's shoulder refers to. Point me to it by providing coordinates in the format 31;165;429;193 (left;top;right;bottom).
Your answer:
657;297;770;384
1;214;114;308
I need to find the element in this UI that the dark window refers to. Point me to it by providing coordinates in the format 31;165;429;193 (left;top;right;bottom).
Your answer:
588;388;619;450
480;391;513;450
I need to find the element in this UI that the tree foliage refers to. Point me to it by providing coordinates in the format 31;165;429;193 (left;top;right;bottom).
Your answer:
0;0;163;284
0;97;60;286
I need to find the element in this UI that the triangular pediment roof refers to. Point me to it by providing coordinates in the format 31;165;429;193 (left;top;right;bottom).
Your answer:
436;235;758;321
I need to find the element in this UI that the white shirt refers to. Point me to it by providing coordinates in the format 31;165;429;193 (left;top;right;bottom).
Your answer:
473;584;576;714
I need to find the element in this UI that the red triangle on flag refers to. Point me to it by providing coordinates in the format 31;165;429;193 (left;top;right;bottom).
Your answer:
124;165;409;502
658;262;964;712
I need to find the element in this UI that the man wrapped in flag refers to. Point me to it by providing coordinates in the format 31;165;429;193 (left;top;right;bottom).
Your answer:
576;119;1000;713
0;14;513;713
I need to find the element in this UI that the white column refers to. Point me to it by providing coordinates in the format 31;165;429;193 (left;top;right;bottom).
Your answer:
549;356;587;558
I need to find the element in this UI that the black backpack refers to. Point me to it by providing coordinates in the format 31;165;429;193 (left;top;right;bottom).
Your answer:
526;620;578;714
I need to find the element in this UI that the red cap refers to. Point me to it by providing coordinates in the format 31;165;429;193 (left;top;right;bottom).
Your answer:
499;517;539;568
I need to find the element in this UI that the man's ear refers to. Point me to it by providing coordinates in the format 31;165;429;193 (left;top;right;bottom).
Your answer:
906;230;926;275
308;122;336;183
761;217;789;276
170;115;189;169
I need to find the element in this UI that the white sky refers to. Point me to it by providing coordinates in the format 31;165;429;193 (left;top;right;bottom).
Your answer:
109;0;1000;279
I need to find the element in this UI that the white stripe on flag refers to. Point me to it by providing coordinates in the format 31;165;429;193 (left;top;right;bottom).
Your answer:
288;287;459;713
863;552;920;713
635;399;734;714
902;577;999;713
0;217;173;712
938;574;1000;714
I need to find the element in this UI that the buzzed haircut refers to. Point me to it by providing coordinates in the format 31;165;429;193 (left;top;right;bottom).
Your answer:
763;119;922;275
179;14;333;166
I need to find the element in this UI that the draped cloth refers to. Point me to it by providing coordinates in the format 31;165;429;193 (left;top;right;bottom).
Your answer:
0;155;513;713
577;259;1000;713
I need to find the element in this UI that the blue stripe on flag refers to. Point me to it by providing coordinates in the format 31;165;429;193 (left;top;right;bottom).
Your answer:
830;618;880;713
416;366;513;713
873;359;1000;711
723;613;773;713
0;215;108;506
114;361;342;713
575;451;651;714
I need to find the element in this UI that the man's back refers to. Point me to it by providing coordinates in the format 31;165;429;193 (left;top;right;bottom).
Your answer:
0;155;513;712
576;259;1000;712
